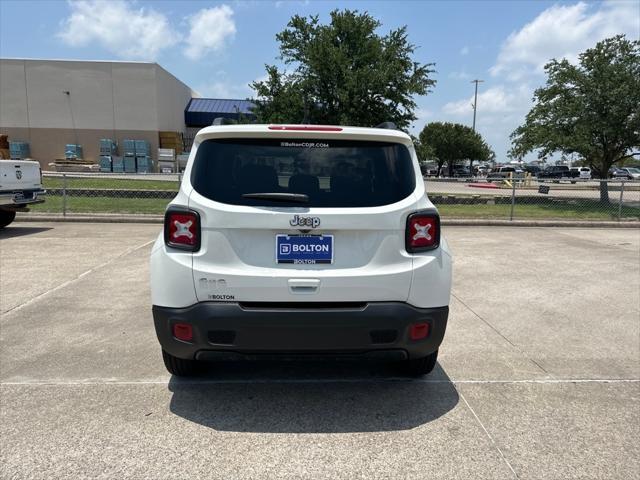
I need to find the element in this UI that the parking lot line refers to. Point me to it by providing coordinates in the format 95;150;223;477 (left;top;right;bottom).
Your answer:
451;292;553;377
1;238;154;318
2;378;638;386
459;389;520;479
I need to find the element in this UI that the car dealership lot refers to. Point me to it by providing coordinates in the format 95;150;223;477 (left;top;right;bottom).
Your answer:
1;223;639;479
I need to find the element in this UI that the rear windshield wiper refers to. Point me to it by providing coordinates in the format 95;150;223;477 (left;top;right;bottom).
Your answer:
241;192;309;203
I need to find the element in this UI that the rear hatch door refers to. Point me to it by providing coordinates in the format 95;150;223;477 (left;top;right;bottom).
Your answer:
188;136;418;303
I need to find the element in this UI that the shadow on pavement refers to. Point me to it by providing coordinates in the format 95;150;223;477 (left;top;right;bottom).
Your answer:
168;360;459;433
0;226;52;239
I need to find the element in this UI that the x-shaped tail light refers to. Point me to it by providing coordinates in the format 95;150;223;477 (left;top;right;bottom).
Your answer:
164;209;200;251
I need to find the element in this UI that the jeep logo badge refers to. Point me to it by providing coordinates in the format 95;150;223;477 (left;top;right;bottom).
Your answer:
290;215;320;228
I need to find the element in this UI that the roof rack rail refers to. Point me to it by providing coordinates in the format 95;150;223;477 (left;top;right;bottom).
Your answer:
212;117;237;126
375;121;399;130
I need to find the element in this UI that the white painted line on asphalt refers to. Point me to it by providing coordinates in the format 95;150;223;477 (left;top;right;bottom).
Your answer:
1;379;638;386
459;390;520;479
0;239;154;318
451;292;554;378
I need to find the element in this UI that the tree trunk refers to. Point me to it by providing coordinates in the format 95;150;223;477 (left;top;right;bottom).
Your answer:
599;180;609;203
596;156;613;204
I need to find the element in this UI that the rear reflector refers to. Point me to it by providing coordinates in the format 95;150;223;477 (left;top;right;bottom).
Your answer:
173;323;193;342
406;211;440;252
409;323;430;340
268;125;343;131
164;208;200;251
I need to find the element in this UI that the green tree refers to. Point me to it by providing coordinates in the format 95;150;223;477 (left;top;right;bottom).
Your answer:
410;135;435;164
250;10;435;129
510;35;640;202
419;122;494;176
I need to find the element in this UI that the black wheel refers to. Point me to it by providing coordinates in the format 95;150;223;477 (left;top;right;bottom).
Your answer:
397;350;439;377
0;210;16;228
162;350;200;376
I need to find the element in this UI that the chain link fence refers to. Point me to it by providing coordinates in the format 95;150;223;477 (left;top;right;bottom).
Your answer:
36;173;180;216
426;177;639;221
32;173;640;222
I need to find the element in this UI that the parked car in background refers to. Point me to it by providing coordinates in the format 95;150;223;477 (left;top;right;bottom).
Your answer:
452;167;472;178
475;165;489;176
0;159;45;228
570;166;592;180
536;165;579;183
611;167;640;180
486;166;524;182
523;164;541;176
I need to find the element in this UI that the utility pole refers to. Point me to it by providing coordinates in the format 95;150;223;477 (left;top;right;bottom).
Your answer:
470;79;484;131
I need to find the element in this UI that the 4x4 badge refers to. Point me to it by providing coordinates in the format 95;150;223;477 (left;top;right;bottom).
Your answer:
290;215;320;228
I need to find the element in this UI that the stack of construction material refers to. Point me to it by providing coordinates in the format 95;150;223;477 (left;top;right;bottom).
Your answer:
99;139;118;172
134;140;151;173
52;142;98;171
112;156;124;173
159;131;183;155
9;141;30;159
0;135;9;159
122;139;153;173
65;144;83;160
100;139;117;155
176;153;190;172
158;148;176;173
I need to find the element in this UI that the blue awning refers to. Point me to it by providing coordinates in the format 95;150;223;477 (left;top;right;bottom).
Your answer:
185;98;256;126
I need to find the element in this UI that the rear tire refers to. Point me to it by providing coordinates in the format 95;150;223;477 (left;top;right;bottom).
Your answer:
0;210;16;228
162;350;199;376
398;350;438;377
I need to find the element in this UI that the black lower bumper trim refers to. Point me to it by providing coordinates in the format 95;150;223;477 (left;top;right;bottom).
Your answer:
153;302;449;361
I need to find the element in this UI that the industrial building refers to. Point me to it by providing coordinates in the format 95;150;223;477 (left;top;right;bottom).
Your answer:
0;58;256;169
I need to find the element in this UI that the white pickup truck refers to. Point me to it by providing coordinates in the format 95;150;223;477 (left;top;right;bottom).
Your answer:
0;160;45;228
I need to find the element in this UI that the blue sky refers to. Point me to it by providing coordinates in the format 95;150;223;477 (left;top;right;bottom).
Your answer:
1;0;638;161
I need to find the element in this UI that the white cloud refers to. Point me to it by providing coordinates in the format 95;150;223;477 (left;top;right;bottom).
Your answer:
57;0;179;60
438;1;640;161
196;80;252;99
460;46;469;56
448;71;472;81
442;85;532;117
491;1;640;80
184;5;236;60
275;0;310;8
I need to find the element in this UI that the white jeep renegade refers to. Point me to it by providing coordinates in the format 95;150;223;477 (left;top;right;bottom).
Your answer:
150;123;452;376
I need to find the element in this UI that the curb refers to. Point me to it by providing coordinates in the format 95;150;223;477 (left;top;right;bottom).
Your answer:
16;213;163;224
442;219;640;228
15;213;640;228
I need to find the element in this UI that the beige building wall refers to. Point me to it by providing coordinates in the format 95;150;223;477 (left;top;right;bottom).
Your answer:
0;59;194;167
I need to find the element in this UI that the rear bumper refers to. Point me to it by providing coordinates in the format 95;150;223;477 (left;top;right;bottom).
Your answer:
153;302;449;361
0;189;46;209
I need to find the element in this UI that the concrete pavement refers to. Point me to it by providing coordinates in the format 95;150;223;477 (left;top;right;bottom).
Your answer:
1;223;639;479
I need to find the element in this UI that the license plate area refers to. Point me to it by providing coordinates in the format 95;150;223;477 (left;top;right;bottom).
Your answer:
276;234;333;264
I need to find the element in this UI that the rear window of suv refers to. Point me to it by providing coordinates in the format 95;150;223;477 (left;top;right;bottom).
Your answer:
191;138;416;207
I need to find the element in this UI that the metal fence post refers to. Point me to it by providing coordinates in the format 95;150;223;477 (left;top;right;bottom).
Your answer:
509;177;516;221
177;172;182;189
618;180;625;221
62;173;67;217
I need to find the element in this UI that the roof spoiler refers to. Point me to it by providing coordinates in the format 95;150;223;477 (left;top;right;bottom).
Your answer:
212;117;237;126
375;121;399;130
